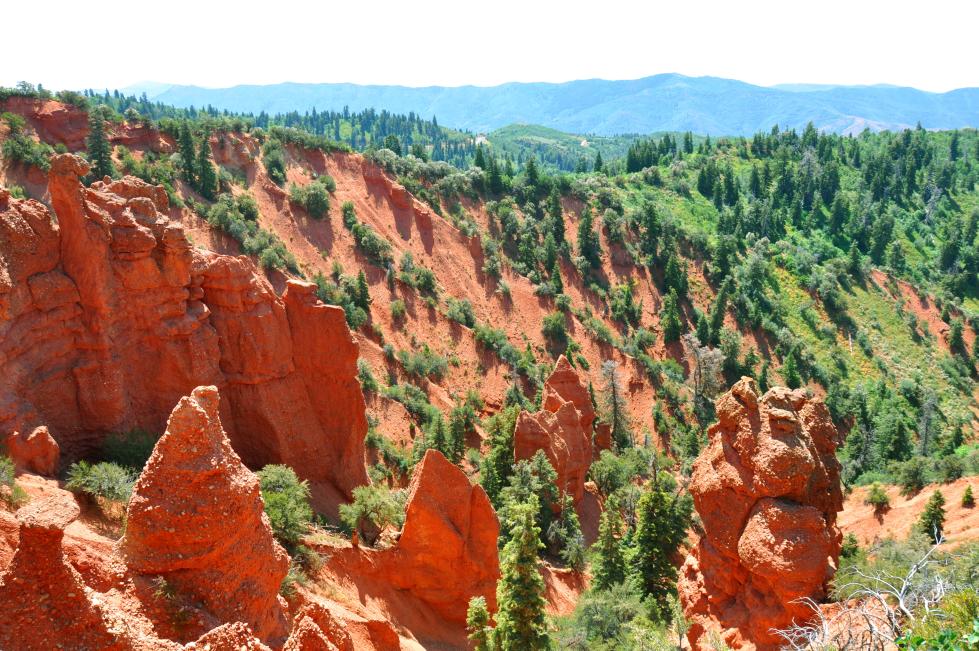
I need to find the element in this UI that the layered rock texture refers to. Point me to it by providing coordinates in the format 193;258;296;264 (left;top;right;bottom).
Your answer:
328;449;499;647
0;494;125;650
678;377;844;650
514;355;595;505
0;155;367;508
121;385;290;642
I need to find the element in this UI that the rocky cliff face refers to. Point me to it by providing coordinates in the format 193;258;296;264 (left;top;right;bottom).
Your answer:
678;377;843;651
0;155;367;507
514;355;595;506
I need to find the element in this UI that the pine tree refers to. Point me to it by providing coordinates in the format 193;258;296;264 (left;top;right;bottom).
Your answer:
629;478;692;617
577;207;601;267
448;406;468;463
85;107;114;181
918;490;946;542
601;360;632;450
547;189;565;244
660;289;683;344
593;151;604;174
963;485;975;508
550;257;563;294
466;596;493;651
481;407;520;505
695;312;710;344
493;501;550;651
355;271;371;311
429;416;448;457
782;352;802;389
591;507;626;590
178;121;197;185
663;253;688;299
474;144;486;169
197;133;217;200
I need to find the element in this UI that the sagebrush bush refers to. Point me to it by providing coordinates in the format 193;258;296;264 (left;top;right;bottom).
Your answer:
257;464;314;547
65;461;135;504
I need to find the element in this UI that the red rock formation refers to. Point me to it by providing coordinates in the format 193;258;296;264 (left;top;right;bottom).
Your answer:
0;494;125;650
0;98;89;150
327;449;499;646
0;155;367;509
678;377;843;651
4;426;59;475
514;355;594;505
284;603;354;651
121;385;289;643
185;622;271;651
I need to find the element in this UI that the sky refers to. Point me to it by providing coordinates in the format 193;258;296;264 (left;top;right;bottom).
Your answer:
6;0;978;93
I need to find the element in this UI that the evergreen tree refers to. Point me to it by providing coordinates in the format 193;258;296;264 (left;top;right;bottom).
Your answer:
593;151;604;174
178;121;197;184
474;144;487;169
601;361;632;450
547;189;565;244
577;207;601;267
355;271;371;311
196;133;217;200
629;478;692;617
467;597;493;651
695;312;710;344
660;289;683;344
782;352;802;389
918;490;946;542
448;405;469;463
85;107;114;181
663;253;688;299
639;201;660;258
481;407;520;505
591;507;626;590
963;485;975;508
493;501;550;651
550;257;564;294
487;157;504;194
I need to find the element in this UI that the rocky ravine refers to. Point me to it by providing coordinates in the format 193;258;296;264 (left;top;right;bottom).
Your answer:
0;154;367;513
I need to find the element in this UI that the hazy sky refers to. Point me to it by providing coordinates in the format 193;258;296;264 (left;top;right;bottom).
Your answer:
7;0;978;92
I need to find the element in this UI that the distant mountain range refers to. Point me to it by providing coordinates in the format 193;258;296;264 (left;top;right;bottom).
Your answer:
125;74;979;136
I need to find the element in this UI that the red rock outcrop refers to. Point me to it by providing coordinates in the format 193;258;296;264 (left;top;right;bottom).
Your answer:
514;355;594;505
4;425;59;475
0;155;367;509
185;622;271;651
678;377;844;651
121;385;289;643
0;97;89;150
327;449;499;646
0;494;126;650
284;603;355;651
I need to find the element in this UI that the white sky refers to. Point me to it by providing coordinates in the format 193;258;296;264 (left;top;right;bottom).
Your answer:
6;0;978;92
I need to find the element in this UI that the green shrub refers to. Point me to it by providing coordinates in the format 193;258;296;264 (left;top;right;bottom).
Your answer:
397;345;448;381
390;299;407;322
357;359;378;395
339;484;406;546
289;180;330;219
341;201;357;228
365;429;411;477
865;483;890;512
0;456;27;507
206;194;298;272
262;139;287;185
257;464;314;547
542;311;568;348
65;461;135;504
445;297;476;328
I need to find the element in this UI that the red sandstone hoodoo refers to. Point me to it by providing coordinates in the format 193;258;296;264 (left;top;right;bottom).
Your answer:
678;377;844;651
